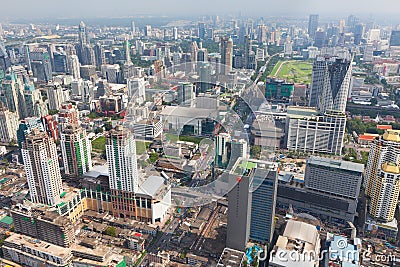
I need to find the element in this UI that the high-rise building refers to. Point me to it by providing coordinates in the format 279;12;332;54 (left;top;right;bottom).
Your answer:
78;21;88;46
127;77;146;105
11;204;75;247
177;82;195;107
220;37;233;75
102;64;121;84
0;106;18;143
309;57;352;114
354;23;365;45
173;27;178;40
58;103;78;125
0;41;11;73
94;43;106;67
106;125;139;193
257;24;267;43
53;51;68;73
198;22;206;39
390;30;400;47
265;78;294;100
243;35;251;69
308;14;319;39
131;20;136;36
285;107;346;155
250;168;277;244
305;156;363;200
46;84;64;111
226;158;278;250
363;44;374;62
67;55;81;79
61;124;92;177
144;25;152;37
17;117;44;148
29;47;53;82
0;72;20;116
364;130;400;222
21;129;63;206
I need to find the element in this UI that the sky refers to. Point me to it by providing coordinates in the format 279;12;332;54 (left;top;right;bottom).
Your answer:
1;0;400;20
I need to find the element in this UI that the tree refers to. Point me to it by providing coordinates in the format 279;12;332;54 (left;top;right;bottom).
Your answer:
370;98;378;106
250;145;262;159
105;226;116;237
149;153;159;163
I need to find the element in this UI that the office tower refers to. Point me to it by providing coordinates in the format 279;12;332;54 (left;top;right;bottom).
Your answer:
354;23;365;45
257;24;267;43
80;65;97;80
127;77;145;104
309;57;352;113
11;204;75;247
265;78;294;100
144;25;152;37
21;129;63;206
250;168;277;244
368;29;381;42
226;162;252;251
78;21;88;46
364;44;374;62
177;82;195;107
123;40;135;80
80;44;95;65
390;30;400;47
0;106;18;143
227;158;277;250
0;23;3;39
220;37;233;75
0;41;11;73
131;20;136;36
308;14;319;39
190;41;199;63
198;22;206;39
46;84;64;111
67;55;81;79
0;72;20;115
96;79;109;98
53;51;68;73
106;125;139;193
305;156;363;199
173;27;178;40
243;35;251;69
29;47;53;82
199;62;211;93
197;48;208;62
314;30;326;48
285;107;346;155
364;130;400;222
215;133;232;168
102;64;121;83
94;43;106;67
17;117;44;148
61;124;92;176
347;15;359;30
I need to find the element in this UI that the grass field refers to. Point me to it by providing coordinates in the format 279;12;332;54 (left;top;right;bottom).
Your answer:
91;136;150;155
271;60;313;84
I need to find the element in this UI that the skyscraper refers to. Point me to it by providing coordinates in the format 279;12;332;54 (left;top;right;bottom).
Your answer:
61;124;92;177
106;125;139;193
131;20;136;36
309;57;352;114
250;167;277;244
21;129;63;206
29;47;53;82
243;35;251;69
67;55;81;79
198;22;206;39
0;106;18;143
220;37;233;75
308;14;319;39
78;21;88;46
177;82;195;107
127;77;146;104
390;30;400;47
227;158;278;250
364;130;400;222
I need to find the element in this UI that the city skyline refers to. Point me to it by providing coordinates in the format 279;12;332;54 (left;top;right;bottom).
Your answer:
1;0;400;21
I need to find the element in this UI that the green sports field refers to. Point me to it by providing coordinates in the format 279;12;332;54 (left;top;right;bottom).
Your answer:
270;60;313;84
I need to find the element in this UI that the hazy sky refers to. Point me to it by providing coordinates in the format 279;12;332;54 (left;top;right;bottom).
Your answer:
1;0;400;20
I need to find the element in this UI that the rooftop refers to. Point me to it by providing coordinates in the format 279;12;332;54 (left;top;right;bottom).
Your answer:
382;162;400;174
137;175;166;197
383;130;400;142
307;156;364;173
216;247;245;267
